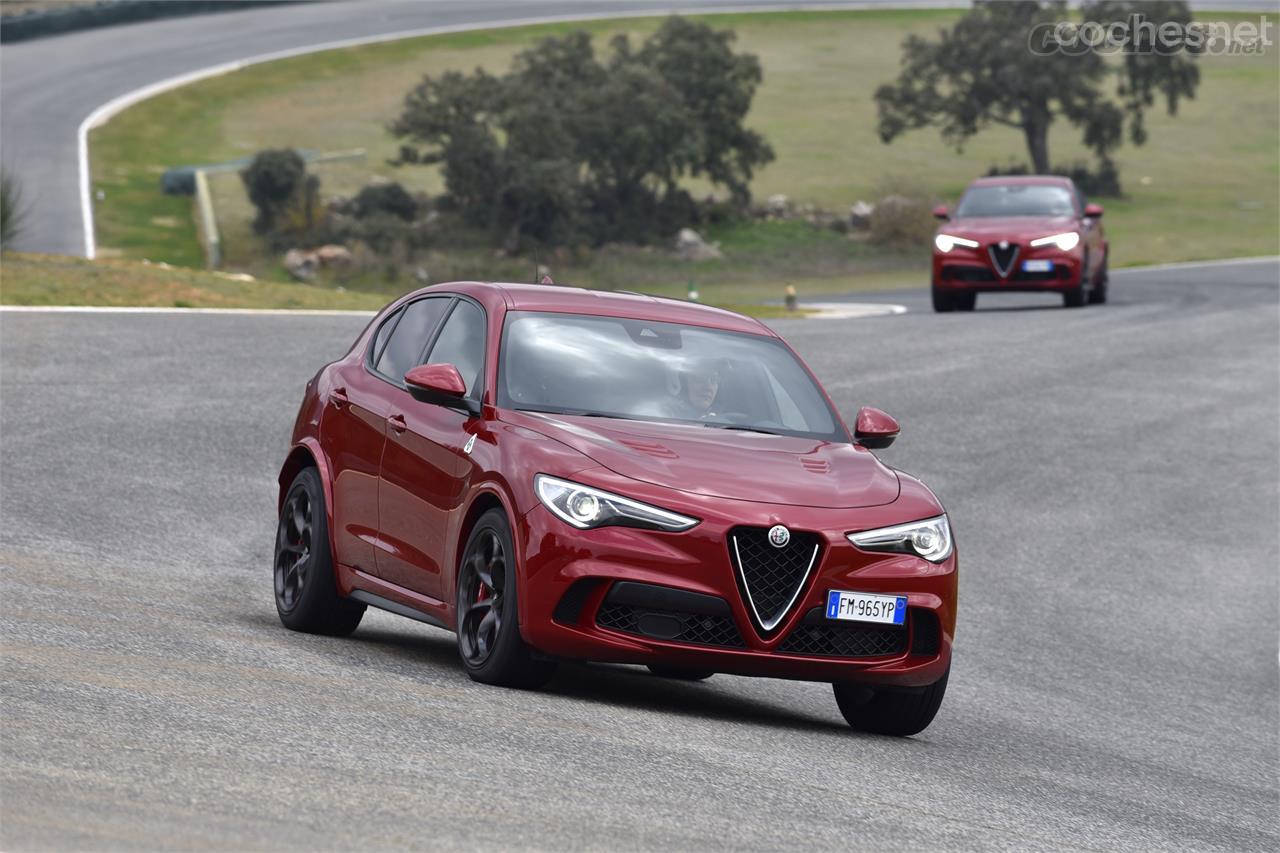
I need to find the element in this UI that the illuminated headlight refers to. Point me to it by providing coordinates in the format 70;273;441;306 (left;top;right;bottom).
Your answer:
934;234;980;253
1029;231;1080;251
847;515;953;563
535;474;699;532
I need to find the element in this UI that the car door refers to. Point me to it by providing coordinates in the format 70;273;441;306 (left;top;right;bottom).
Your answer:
376;297;486;601
319;305;409;574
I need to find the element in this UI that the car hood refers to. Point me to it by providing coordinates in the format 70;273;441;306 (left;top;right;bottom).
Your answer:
505;411;900;509
941;215;1077;241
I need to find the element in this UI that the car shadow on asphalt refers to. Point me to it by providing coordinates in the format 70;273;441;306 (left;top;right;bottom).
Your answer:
244;608;878;736
544;661;851;735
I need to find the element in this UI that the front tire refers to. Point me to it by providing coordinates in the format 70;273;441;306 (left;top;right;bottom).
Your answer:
833;665;949;737
932;285;956;313
274;467;365;635
1088;251;1109;304
456;509;557;689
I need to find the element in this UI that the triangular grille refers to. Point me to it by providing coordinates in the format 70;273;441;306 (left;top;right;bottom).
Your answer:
988;242;1019;278
730;527;820;633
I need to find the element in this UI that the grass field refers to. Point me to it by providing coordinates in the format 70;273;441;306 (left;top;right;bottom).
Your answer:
86;8;1278;302
0;252;822;317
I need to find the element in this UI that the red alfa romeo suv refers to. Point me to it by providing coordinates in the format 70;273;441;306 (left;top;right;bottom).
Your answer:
274;283;957;735
931;175;1109;311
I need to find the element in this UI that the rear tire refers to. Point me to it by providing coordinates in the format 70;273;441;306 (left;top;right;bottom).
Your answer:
274;467;365;636
647;665;714;681
456;509;557;689
833;665;949;737
931;286;956;313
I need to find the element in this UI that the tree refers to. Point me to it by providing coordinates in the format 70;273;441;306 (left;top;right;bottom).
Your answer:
874;1;1200;180
390;16;774;250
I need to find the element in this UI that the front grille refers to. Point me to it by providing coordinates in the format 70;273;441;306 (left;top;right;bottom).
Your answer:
730;527;821;633
942;265;996;283
777;615;907;657
596;603;745;648
987;242;1019;278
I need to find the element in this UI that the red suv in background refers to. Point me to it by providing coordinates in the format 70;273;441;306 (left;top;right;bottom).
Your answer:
931;175;1108;312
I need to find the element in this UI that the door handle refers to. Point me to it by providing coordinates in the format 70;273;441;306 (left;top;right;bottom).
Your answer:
329;387;349;408
388;413;408;434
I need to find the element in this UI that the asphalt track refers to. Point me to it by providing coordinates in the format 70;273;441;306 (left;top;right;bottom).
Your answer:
2;260;1277;850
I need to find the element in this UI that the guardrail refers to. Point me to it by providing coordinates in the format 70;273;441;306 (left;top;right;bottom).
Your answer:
1;1;298;44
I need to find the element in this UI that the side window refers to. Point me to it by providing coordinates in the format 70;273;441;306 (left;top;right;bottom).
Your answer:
426;300;485;398
375;297;449;383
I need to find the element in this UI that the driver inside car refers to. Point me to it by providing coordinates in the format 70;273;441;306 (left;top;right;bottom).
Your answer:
674;358;722;419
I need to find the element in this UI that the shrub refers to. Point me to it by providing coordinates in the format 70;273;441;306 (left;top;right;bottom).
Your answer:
352;182;417;221
1;168;27;250
868;179;936;248
241;149;311;236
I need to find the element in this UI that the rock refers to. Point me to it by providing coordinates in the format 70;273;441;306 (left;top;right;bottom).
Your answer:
315;244;353;267
849;200;874;229
283;248;319;281
675;227;724;262
766;194;790;217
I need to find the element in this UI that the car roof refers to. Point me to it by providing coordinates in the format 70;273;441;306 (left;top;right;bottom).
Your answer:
967;175;1075;188
417;281;775;336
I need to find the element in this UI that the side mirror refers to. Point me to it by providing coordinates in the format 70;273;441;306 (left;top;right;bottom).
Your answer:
853;406;900;450
1084;203;1103;218
932;204;950;221
404;364;478;415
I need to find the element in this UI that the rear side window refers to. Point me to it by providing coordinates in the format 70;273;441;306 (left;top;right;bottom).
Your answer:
369;306;403;366
375;297;450;383
426;300;485;398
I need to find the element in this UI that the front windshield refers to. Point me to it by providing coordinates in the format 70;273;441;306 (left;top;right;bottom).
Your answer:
955;184;1076;218
499;312;845;441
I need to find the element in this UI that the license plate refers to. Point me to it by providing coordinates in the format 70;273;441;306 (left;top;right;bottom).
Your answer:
1022;259;1052;273
826;590;907;625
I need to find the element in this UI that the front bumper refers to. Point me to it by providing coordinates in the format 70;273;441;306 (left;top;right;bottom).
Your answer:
933;243;1083;292
514;490;956;688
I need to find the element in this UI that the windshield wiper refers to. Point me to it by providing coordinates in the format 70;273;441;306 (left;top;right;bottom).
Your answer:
518;406;621;419
703;423;783;436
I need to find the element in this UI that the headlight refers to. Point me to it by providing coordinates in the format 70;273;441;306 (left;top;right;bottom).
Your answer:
534;474;699;532
934;234;980;253
1029;231;1080;251
847;515;953;563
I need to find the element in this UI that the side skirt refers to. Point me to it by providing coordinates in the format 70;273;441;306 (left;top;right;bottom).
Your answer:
350;589;450;631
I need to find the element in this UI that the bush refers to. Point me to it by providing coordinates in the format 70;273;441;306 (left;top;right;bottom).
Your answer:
240;149;318;238
1;168;27;250
985;159;1122;198
352;182;417;221
868;180;936;248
